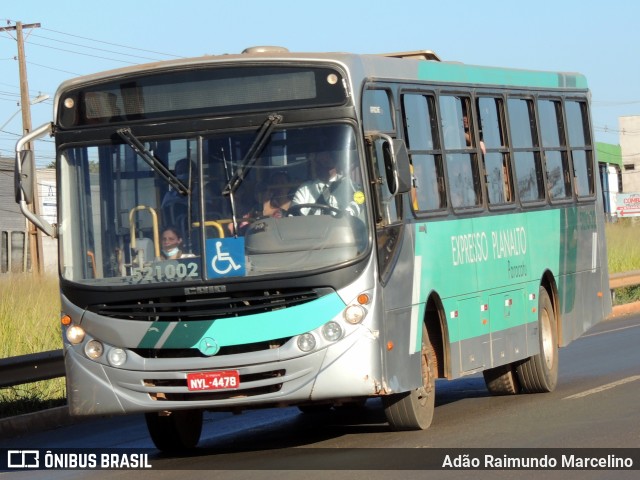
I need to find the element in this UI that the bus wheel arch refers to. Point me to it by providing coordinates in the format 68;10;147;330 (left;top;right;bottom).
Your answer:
424;292;448;379
382;321;436;430
382;292;447;431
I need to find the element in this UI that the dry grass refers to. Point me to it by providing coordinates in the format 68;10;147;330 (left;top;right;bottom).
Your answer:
0;274;65;417
605;219;640;274
605;219;640;306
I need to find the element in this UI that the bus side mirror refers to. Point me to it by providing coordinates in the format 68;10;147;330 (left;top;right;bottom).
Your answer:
378;136;411;196
391;139;411;195
15;150;34;204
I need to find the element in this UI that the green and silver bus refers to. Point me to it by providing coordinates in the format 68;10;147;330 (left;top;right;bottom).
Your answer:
15;47;611;450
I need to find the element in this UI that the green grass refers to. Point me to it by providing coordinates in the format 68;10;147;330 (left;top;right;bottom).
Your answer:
1;220;640;417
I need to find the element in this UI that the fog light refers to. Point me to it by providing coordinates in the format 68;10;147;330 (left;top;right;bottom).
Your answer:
297;333;316;352
66;325;85;344
344;304;365;324
322;321;342;342
84;340;104;359
108;348;127;366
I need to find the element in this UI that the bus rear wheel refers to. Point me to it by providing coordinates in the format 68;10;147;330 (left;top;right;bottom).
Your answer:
516;286;558;393
383;324;435;431
145;409;203;452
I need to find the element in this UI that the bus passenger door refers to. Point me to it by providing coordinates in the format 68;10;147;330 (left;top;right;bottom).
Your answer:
366;133;423;392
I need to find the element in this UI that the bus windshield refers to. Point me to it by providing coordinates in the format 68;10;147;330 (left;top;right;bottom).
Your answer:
59;123;369;285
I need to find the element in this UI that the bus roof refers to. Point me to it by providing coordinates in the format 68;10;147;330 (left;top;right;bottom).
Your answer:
55;47;588;102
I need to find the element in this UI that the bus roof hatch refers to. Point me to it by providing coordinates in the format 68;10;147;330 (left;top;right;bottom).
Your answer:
380;50;441;61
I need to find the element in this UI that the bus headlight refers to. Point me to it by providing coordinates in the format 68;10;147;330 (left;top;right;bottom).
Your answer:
344;304;366;324
66;325;85;345
84;340;104;359
322;321;343;342
108;348;127;366
297;333;316;352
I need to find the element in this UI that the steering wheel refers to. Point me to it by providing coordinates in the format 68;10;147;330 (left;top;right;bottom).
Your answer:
287;203;343;217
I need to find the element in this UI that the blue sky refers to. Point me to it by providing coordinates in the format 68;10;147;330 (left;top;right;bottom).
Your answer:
2;0;638;166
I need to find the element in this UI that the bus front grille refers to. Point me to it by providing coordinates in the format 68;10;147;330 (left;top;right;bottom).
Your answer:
88;287;328;322
132;337;289;358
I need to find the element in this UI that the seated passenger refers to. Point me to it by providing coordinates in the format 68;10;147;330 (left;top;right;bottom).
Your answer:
228;172;293;235
161;226;188;259
261;171;293;218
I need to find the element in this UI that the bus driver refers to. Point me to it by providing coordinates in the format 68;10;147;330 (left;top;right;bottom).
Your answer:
291;151;361;216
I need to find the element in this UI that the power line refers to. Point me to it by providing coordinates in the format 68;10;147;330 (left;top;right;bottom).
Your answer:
40;26;184;59
19;39;139;65
25;60;82;76
2;21;186;77
30;32;167;62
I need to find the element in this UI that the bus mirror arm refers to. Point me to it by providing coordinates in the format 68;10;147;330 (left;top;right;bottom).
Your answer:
16;150;34;204
15;122;57;238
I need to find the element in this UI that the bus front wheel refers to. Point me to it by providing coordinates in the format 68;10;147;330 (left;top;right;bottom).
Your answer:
516;286;558;393
145;409;203;452
383;324;436;431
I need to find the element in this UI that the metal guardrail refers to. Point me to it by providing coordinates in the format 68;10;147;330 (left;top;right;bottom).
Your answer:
609;270;640;289
1;272;639;390
0;350;65;388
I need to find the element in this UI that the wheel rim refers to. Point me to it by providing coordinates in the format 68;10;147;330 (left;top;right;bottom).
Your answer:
540;306;555;370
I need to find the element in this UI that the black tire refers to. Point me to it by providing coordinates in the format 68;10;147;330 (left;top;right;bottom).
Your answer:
516;286;558;393
383;324;436;431
483;363;520;395
145;409;203;452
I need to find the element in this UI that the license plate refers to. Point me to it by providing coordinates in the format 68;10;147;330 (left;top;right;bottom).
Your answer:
187;370;240;391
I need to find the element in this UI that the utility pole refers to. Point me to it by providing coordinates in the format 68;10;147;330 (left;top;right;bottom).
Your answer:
0;21;44;274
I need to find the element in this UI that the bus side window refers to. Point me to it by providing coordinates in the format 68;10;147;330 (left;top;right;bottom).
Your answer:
538;98;572;201
508;97;545;203
363;88;395;133
439;95;482;208
401;92;446;211
478;96;514;205
565;100;595;198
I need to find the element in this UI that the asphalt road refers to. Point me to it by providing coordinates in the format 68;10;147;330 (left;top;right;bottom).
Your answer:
1;314;639;479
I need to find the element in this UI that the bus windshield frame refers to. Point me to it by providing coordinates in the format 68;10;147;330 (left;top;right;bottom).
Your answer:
58;121;370;286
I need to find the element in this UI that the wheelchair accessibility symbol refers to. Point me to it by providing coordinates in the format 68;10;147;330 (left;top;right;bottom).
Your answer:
206;238;246;278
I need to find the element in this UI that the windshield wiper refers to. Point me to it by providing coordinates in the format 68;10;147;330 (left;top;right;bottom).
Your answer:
117;127;189;196
222;113;282;196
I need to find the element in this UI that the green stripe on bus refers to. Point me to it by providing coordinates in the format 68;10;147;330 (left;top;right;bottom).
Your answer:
138;321;171;349
137;292;347;350
418;62;588;89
